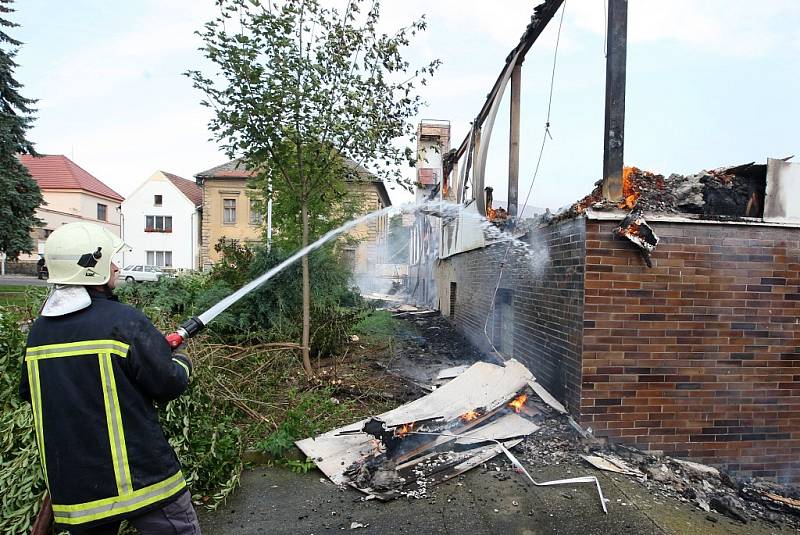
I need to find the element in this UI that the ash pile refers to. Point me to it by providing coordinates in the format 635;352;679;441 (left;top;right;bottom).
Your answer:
297;359;596;503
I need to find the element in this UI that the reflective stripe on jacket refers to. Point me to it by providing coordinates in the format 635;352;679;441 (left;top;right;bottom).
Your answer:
19;290;193;527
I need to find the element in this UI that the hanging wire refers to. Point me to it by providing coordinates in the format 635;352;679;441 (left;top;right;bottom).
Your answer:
483;0;568;356
603;0;608;57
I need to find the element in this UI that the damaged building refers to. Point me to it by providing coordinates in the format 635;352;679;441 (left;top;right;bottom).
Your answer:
438;160;800;484
412;0;799;484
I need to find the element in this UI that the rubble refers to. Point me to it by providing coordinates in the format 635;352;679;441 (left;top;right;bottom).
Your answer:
512;410;800;528
324;313;799;528
581;453;644;479
554;162;771;222
295;357;612;514
576;443;800;527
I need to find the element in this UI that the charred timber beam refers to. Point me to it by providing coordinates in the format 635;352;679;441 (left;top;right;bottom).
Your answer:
454;0;564;161
601;0;628;202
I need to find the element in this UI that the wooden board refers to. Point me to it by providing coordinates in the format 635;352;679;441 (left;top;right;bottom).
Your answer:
528;379;567;414
379;359;532;427
435;365;469;381
397;412;540;469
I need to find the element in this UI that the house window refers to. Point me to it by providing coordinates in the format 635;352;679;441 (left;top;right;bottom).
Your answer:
249;199;263;225
146;250;173;267
223;199;237;224
154;195;163;206
145;215;173;232
97;203;107;221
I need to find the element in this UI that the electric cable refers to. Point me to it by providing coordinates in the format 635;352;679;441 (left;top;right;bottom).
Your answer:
482;0;568;357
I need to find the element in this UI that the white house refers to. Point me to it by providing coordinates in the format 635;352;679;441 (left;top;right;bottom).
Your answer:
121;171;202;270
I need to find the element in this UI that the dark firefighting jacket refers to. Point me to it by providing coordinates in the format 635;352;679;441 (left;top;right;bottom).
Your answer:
19;291;193;528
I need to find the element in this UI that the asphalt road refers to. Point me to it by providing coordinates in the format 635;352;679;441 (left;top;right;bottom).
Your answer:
198;463;790;535
0;275;49;287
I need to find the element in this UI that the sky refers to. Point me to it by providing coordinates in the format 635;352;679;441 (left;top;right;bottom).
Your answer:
11;0;800;211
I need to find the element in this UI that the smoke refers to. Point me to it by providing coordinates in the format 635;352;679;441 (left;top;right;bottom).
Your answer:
348;199;551;326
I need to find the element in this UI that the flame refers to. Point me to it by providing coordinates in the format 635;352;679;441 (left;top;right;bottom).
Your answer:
461;410;480;422
621;166;640;209
508;393;528;413
624;221;641;237
395;422;415;438
486;206;508;222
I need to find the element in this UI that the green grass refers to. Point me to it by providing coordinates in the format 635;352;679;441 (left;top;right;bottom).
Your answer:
352;309;400;343
0;286;46;312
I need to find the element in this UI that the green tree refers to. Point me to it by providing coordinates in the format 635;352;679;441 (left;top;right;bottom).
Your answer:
257;154;365;251
0;0;43;261
188;0;437;375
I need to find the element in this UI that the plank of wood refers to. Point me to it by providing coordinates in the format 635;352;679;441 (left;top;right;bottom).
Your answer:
397;412;539;470
528;379;567;414
435;365;469;381
379;359;532;427
391;403;508;464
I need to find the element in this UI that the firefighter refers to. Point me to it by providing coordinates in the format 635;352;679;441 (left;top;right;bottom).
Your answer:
19;222;201;535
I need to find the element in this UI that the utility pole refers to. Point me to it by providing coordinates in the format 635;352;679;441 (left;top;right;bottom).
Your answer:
508;64;521;219
602;0;628;202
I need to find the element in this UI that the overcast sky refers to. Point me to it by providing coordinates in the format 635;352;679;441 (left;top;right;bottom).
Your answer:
12;0;800;210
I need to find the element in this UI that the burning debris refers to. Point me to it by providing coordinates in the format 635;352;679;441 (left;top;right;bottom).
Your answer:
296;359;608;512
484;186;510;227
612;208;659;267
550;161;780;265
564;162;772;219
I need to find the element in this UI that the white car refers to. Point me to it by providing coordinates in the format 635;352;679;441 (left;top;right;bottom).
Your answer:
119;265;166;283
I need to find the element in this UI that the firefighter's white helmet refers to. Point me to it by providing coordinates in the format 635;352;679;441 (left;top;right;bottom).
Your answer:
44;222;127;285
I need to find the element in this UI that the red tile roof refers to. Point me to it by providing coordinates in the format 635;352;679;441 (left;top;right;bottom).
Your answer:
163;172;203;207
18;154;124;202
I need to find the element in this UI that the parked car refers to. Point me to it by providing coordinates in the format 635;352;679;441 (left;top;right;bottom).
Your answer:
119;265;167;283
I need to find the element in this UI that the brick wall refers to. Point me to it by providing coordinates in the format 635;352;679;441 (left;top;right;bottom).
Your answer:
582;219;800;483
436;218;586;413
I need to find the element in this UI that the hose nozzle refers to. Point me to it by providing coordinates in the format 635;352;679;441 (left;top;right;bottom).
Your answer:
165;316;205;351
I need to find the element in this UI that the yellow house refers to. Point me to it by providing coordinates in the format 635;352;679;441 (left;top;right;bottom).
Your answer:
194;159;391;269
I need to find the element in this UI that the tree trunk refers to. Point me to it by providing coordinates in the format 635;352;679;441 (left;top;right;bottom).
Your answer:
301;198;313;376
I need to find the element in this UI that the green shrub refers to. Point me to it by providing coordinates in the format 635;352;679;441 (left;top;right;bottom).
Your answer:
0;308;46;535
159;368;243;508
200;241;365;356
256;387;354;459
114;272;210;320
